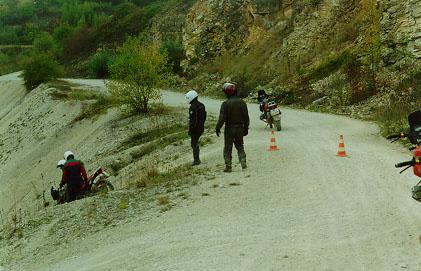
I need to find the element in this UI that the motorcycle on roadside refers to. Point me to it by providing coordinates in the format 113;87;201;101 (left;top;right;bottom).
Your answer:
257;90;282;131
51;166;114;204
388;110;421;202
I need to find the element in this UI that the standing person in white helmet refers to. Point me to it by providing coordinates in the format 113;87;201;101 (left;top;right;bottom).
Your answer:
185;90;207;166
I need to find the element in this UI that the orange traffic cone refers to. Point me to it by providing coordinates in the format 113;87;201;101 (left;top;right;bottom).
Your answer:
336;135;347;157
268;130;280;151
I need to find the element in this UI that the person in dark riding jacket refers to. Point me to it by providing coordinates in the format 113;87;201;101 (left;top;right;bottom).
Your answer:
216;83;250;172
185;90;207;166
61;151;88;202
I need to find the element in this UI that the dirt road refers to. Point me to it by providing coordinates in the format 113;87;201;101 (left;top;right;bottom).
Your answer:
29;84;420;270
1;76;420;270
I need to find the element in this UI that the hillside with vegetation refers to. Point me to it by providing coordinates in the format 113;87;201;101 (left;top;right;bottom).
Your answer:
0;0;190;76
1;0;420;134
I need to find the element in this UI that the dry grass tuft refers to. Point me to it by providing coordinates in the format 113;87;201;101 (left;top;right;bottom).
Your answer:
158;195;170;206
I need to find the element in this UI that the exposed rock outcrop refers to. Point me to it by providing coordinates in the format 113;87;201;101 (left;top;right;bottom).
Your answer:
182;0;254;68
381;0;421;65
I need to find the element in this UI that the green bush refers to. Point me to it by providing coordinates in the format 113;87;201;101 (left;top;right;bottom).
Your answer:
161;39;185;74
0;53;10;64
374;102;417;137
400;67;421;100
89;50;114;78
33;32;59;55
0;47;31;75
63;26;97;58
53;23;75;45
374;65;421;136
109;37;170;113
0;26;19;44
23;53;63;91
62;1;106;27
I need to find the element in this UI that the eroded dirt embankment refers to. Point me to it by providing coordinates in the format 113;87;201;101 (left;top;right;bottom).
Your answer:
0;73;195;225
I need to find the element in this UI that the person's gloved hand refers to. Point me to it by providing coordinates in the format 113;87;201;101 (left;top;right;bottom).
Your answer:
243;128;248;136
215;129;221;137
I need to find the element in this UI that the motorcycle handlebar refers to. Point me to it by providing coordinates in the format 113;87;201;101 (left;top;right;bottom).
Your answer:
395;160;414;168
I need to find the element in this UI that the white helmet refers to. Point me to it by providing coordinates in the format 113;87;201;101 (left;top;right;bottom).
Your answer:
185;90;198;104
57;159;66;168
64;151;74;160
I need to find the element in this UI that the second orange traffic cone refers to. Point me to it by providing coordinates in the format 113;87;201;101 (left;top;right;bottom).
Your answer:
268;130;280;151
336;135;347;157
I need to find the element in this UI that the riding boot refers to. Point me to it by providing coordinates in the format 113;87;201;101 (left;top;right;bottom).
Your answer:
192;148;201;166
240;159;247;170
191;134;201;166
223;155;232;172
224;165;232;173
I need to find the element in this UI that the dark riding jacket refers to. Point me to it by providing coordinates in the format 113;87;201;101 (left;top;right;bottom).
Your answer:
216;96;249;130
189;98;207;135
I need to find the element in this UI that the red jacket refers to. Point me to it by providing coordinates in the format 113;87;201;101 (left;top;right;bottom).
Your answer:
61;159;88;189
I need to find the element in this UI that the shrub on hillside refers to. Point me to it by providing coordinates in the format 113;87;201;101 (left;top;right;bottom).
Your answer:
161;39;185;75
33;32;60;56
311;72;351;106
0;26;19;44
108;37;170;113
374;65;421;136
89;50;115;78
23;53;63;91
63;26;97;58
53;23;75;45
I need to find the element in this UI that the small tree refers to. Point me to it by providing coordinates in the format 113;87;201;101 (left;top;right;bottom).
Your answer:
109;37;170;113
23;53;63;91
33;32;58;54
89;50;114;78
161;39;185;74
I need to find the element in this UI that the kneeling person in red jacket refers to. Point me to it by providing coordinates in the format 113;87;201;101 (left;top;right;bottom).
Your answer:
61;151;88;202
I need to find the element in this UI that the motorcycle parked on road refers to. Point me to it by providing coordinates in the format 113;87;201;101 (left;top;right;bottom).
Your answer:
257;90;282;131
51;166;114;204
388;110;421;202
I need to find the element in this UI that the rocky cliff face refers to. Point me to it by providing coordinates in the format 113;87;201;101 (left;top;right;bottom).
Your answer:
181;0;375;80
182;0;254;67
381;0;421;65
179;0;420;108
182;0;420;71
